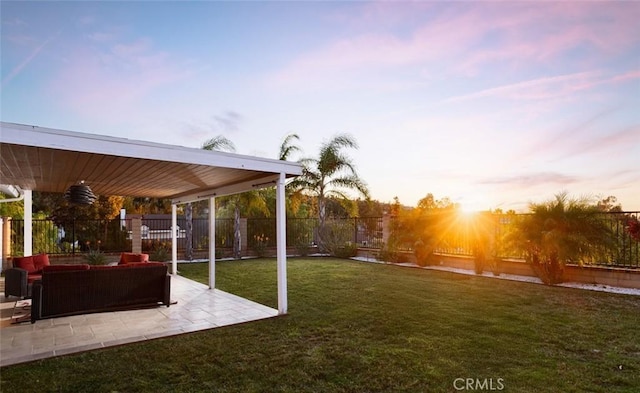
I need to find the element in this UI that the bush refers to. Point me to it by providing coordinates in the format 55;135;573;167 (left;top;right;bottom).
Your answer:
84;248;107;265
150;242;170;262
319;220;355;256
378;242;410;263
473;246;486;275
488;257;502;276
333;243;358;259
508;193;615;285
528;251;565;285
252;234;270;257
295;241;313;257
413;240;434;267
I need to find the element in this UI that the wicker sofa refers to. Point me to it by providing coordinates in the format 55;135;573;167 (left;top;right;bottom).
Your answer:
31;261;171;323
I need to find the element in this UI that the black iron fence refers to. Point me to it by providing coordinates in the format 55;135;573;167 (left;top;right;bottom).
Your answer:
7;211;639;268
10;218;132;255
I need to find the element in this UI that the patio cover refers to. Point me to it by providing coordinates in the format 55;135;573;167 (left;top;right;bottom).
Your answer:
0;121;302;313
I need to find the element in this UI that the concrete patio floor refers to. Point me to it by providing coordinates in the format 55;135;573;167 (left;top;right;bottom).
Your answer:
0;274;279;367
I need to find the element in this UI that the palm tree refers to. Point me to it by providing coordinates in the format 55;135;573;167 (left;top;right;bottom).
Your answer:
182;135;237;260
201;135;272;259
288;134;369;250
219;192;270;259
509;192;615;284
279;133;301;161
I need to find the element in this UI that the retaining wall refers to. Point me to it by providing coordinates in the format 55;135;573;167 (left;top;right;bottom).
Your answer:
356;249;640;289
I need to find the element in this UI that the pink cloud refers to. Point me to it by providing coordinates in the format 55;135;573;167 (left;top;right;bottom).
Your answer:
269;2;640;89
444;71;602;103
47;36;194;119
444;68;640;103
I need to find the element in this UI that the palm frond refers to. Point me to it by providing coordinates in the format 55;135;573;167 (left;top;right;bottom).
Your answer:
202;135;236;152
279;133;301;161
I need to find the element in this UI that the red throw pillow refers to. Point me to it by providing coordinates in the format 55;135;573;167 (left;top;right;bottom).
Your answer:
13;256;36;273
33;253;51;272
119;253;150;265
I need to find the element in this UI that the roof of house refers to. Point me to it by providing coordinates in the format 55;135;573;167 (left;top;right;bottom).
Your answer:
0;122;302;203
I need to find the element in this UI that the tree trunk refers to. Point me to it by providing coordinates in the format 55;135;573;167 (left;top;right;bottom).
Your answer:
233;205;241;259
185;203;193;261
317;197;327;252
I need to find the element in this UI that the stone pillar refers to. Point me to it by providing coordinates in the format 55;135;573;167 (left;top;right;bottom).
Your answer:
1;217;11;272
382;213;392;245
131;216;142;253
240;218;248;256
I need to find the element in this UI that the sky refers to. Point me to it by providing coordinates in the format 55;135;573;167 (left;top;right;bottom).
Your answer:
1;1;639;212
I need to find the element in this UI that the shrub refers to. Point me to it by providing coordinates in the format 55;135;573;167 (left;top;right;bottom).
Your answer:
333;242;358;259
84;245;107;265
508;193;615;284
252;234;269;257
295;241;313;257
150;242;170;262
488;257;502;276
378;242;410;263
413;240;435;267
319;220;355;256
473;246;486;275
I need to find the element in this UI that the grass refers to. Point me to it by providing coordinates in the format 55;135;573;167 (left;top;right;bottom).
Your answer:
1;257;639;392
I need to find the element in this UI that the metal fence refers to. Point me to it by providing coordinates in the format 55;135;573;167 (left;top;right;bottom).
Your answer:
388;211;639;268
8;212;639;268
10;218;132;255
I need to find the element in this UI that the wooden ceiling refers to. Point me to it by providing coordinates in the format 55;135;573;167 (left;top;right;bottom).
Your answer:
0;123;302;203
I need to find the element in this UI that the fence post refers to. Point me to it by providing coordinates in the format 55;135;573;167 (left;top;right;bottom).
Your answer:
1;217;11;272
131;216;142;253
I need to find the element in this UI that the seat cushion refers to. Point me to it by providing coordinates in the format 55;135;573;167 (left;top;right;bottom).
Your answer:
126;261;165;267
91;264;132;270
13;256;37;273
33;253;51;272
27;274;42;284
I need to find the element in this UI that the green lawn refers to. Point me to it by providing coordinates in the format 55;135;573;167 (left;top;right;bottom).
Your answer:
1;258;639;392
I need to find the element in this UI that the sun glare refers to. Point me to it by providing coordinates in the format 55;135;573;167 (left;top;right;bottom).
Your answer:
457;207;478;223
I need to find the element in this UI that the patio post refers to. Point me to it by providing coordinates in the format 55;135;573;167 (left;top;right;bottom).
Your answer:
171;204;178;275
24;189;33;256
276;172;288;314
209;196;215;289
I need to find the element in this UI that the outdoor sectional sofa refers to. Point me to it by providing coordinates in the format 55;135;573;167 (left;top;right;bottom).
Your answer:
27;255;171;323
4;254;51;298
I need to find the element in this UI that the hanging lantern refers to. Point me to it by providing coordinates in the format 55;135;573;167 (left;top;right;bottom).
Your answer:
64;181;97;205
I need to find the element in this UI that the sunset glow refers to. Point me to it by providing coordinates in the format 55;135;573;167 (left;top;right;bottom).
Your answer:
2;1;638;211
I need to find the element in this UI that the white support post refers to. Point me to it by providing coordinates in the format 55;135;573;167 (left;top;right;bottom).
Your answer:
24;189;33;257
171;204;178;275
275;172;288;314
209;196;216;289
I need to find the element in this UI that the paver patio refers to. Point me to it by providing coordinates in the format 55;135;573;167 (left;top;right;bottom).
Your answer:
0;274;279;367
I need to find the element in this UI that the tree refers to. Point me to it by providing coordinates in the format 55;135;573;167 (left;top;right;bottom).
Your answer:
0;198;23;218
288;134;369;251
508;192;615;284
122;197;172;214
185;135;239;260
217;192;270;259
278;133;301;161
386;193;458;266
